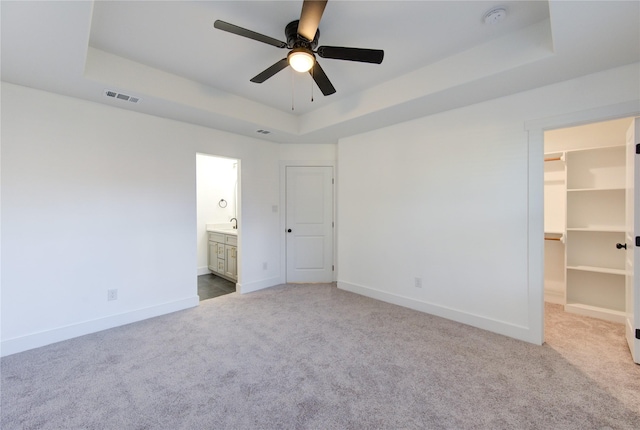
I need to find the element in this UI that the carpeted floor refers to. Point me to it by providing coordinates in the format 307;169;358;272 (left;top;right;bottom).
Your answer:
544;302;640;412
2;284;639;429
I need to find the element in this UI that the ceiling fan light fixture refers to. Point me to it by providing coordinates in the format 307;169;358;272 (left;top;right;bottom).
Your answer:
288;48;315;73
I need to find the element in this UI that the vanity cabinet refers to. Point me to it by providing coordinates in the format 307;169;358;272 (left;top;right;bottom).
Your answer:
208;232;237;282
225;244;237;279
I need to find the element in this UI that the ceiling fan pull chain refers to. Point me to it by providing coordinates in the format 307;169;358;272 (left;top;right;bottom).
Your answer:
291;68;295;111
311;66;314;102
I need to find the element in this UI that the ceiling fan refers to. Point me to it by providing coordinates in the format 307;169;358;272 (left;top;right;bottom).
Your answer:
213;0;384;96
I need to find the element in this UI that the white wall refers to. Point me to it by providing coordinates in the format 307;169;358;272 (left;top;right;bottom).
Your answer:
196;154;237;274
337;63;640;344
3;63;638;355
1;83;282;355
544;118;634;153
279;144;336;161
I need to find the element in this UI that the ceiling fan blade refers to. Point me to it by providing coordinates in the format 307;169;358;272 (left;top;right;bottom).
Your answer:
317;46;384;64
250;59;289;83
298;0;327;42
309;61;336;96
214;20;287;48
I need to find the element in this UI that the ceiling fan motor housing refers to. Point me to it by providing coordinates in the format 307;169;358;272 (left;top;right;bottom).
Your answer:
285;20;319;50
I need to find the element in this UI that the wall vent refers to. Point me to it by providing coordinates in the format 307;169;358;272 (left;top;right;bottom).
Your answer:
256;129;271;135
104;89;141;104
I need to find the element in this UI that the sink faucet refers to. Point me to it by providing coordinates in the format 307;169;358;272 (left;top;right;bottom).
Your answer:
230;218;238;229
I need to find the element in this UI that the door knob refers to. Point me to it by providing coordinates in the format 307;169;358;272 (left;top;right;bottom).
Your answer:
616;243;627;249
287;229;292;233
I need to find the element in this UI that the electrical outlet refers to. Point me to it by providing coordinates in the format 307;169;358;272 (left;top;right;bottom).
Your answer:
272;205;278;213
263;262;268;270
107;289;118;301
414;277;422;288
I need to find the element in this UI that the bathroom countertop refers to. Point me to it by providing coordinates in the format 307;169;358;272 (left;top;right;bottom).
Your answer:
207;228;237;236
206;224;238;235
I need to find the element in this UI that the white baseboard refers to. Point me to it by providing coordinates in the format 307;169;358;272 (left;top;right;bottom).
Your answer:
564;303;626;324
544;289;564;305
338;280;536;344
197;266;211;276
1;296;199;357
237;276;281;294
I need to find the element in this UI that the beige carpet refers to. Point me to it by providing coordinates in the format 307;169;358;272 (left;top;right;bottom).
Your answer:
544;303;640;412
2;284;639;429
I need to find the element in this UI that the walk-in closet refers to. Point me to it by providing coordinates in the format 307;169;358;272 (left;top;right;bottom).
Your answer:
544;117;633;323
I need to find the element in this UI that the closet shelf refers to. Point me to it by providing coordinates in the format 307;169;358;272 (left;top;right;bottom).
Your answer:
564;303;626;324
544;134;627;323
566;227;625;233
567;187;625;192
566;265;626;276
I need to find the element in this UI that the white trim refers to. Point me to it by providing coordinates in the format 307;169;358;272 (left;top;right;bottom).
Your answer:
236;276;281;294
564;303;626;324
544;289;564;305
197;266;210;276
525;101;640;345
338;281;533;343
528;128;545;345
279;160;337;284
525;101;640;132
1;296;199;357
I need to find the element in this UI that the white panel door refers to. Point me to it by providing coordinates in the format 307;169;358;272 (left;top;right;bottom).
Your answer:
286;166;333;283
625;118;640;363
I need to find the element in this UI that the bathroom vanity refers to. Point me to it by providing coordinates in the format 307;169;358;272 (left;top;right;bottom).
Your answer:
207;228;237;282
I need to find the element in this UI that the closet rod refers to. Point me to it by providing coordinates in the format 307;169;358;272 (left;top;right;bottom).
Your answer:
544;157;562;162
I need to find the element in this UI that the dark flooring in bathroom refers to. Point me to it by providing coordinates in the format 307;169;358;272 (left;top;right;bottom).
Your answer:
198;273;236;301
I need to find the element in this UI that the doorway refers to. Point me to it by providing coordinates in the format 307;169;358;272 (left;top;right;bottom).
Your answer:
196;153;240;300
285;166;334;283
542;116;638;362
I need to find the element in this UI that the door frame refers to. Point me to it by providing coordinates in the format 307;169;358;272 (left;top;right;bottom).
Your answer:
625;119;640;362
279;160;337;284
525;101;640;344
195;152;241;294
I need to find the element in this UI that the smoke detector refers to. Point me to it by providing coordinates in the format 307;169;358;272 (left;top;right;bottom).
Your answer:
484;7;507;25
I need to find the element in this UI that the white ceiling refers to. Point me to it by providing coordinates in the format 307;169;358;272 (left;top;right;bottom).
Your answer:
2;1;639;144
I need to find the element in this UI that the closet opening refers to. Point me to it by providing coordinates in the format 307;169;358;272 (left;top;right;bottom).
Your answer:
196;153;240;301
543;116;637;363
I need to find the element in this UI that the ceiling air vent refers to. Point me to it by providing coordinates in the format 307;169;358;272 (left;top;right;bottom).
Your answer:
104;89;141;104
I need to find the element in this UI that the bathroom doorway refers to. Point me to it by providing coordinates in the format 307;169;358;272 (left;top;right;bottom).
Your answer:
196;153;240;300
